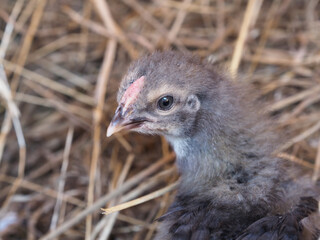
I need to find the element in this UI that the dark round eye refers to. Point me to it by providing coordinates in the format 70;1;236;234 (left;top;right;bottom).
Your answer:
157;96;174;111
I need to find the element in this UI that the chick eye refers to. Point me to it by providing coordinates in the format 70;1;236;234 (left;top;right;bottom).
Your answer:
157;96;174;111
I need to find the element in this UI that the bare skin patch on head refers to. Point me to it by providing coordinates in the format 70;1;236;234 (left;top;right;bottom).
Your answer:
120;76;145;112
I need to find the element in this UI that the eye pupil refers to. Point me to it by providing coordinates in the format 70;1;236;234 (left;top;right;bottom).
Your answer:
158;96;174;110
162;97;170;106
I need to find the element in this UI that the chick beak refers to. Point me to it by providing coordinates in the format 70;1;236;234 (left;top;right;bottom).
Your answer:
107;105;146;137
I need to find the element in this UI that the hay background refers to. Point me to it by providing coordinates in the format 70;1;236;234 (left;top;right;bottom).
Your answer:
0;0;319;239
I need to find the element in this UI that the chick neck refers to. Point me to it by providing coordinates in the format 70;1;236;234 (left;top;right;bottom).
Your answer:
165;112;243;185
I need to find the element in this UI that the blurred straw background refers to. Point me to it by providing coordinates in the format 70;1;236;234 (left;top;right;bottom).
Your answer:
0;0;319;239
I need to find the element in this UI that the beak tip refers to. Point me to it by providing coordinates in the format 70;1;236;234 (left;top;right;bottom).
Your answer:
106;125;114;137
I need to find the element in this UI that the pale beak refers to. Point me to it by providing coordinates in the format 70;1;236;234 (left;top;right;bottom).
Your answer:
106;105;147;137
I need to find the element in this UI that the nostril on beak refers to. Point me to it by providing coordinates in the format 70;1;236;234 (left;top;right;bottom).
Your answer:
114;105;123;120
116;105;122;114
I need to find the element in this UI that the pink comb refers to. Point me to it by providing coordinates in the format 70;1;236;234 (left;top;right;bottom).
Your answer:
120;76;145;112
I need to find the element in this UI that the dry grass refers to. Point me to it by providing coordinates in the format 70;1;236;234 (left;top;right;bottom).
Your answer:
0;0;319;239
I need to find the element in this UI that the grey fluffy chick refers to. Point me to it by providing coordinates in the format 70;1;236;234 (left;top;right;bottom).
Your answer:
107;51;319;240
